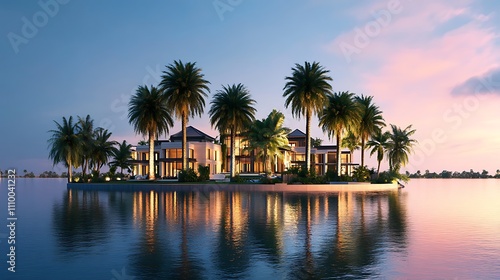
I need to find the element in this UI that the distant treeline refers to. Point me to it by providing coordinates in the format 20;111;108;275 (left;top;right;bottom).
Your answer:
408;169;500;179
0;170;66;178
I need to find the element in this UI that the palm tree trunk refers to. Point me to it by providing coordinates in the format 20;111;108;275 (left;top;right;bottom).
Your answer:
67;159;72;183
377;160;381;177
361;138;365;167
336;132;342;177
230;128;236;178
148;130;155;180
264;149;269;175
305;109;311;172
182;112;188;170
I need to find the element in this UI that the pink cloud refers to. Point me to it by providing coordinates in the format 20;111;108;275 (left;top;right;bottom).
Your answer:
325;0;500;172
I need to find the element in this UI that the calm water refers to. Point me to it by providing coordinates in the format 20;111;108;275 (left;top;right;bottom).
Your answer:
1;178;499;279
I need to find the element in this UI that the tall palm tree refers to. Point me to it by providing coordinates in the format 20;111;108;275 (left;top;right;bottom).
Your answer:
283;61;332;172
355;95;385;167
109;140;133;175
77;114;94;179
48;116;81;183
319;91;361;177
244;110;291;174
209;83;256;178
89;127;117;175
386;124;417;173
160;60;210;170
366;130;390;177
128;85;174;180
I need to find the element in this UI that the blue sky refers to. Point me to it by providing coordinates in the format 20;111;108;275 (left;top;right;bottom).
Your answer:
1;0;500;175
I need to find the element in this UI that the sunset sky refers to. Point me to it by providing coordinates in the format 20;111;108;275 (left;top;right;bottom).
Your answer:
1;0;499;174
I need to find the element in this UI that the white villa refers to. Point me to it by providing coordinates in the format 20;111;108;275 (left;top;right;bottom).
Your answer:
131;127;358;178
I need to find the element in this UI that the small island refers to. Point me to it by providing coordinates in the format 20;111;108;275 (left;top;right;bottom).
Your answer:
48;60;417;189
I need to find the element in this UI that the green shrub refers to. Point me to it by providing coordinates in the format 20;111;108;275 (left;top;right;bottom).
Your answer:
372;170;409;184
198;165;210;181
231;174;247;183
178;168;198;182
352;166;371;182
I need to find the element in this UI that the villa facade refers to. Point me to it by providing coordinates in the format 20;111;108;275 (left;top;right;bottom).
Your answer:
131;127;358;178
222;129;357;175
132;126;222;178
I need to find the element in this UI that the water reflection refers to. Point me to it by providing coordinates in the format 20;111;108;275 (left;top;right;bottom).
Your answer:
52;189;407;279
52;190;109;256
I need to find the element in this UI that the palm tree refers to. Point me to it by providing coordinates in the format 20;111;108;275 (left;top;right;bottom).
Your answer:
209;83;256;178
89;127;117;175
244;110;291;174
366;130;390;177
128;85;174;180
77;114;94;179
342;130;360;160
386;124;417;173
109;140;133;175
283;61;332;172
160;60;210;170
319;91;361;177
355;95;385;167
48;116;81;183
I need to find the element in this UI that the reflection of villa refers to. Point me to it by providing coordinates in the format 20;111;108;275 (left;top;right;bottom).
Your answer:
131;127;358;178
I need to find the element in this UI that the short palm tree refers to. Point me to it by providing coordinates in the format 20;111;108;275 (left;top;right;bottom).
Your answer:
355;95;385;167
209;83;256;178
319;91;361;177
342;130;360;160
244;110;291;174
109;140;133;175
128;85;174;180
386;124;417;173
367;130;390;177
77;114;94;179
48;116;81;183
89;127;117;175
160;60;210;171
283;61;332;172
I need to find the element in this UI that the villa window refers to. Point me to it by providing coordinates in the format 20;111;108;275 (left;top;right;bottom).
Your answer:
207;149;211;160
215;151;218;161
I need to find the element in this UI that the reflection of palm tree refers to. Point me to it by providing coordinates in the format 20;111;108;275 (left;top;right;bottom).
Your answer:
209;84;256;177
48;116;81;182
244;110;290;174
161;60;210;171
52;189;108;253
128;85;174;180
319;92;360;176
213;192;250;278
248;193;282;263
387;124;417;173
283;61;332;172
355;95;385;167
